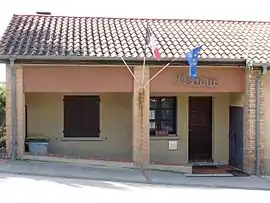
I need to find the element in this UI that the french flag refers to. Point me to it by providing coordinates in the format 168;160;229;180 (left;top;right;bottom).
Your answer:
145;24;161;60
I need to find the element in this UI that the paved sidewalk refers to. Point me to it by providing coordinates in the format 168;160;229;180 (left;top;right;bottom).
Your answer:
1;160;270;190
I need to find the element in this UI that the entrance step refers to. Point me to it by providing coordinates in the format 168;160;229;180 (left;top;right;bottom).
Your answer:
185;173;233;177
147;163;192;174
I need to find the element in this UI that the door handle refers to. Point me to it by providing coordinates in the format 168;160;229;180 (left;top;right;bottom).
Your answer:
188;129;191;132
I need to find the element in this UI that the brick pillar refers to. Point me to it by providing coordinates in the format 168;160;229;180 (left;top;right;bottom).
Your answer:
16;66;25;157
5;64;25;158
132;66;150;166
243;70;265;174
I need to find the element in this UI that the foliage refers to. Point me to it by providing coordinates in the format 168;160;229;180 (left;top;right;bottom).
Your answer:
0;83;5;113
0;83;5;147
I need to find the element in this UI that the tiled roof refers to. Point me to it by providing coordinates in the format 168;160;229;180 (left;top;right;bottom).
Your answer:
0;14;270;63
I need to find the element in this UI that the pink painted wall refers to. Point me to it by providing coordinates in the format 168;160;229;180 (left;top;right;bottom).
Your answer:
150;67;245;92
23;66;133;92
23;65;245;93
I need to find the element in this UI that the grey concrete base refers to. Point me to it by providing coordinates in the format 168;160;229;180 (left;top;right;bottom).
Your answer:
21;155;135;168
21;155;193;174
1;160;270;190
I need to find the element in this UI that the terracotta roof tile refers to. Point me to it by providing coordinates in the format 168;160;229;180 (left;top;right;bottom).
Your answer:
0;14;270;63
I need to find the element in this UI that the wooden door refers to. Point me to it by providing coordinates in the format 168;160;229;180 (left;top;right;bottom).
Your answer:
188;97;213;162
229;106;244;169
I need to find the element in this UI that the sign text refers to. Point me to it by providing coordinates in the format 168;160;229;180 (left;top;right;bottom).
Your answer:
178;74;219;88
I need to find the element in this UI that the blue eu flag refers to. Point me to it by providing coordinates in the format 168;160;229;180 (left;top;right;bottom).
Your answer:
185;46;202;79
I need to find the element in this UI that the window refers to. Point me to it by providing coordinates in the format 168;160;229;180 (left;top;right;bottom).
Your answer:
149;97;177;136
63;95;100;138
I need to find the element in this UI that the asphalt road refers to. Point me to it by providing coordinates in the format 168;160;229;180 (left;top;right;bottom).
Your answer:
0;172;269;203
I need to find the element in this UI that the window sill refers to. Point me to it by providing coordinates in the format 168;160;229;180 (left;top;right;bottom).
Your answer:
61;137;102;141
150;135;179;140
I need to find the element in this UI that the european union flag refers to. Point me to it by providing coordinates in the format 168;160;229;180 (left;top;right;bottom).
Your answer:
185;46;202;79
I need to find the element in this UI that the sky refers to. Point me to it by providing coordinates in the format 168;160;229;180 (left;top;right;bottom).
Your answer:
0;0;269;81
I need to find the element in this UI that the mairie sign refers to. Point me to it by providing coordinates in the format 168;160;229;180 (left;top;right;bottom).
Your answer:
177;73;219;88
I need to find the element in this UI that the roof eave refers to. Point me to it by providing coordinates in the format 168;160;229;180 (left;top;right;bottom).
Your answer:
0;55;263;67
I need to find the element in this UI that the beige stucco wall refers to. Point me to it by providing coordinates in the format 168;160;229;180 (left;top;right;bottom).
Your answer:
26;92;233;164
150;93;230;164
230;93;244;107
26;92;133;160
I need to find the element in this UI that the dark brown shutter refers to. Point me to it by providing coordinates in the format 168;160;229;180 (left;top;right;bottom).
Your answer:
63;96;100;138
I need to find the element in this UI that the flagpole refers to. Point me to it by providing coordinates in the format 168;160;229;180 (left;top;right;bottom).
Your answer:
142;56;146;87
120;56;142;87
144;58;177;88
142;21;148;88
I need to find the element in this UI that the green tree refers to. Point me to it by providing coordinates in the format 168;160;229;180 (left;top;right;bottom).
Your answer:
0;83;5;145
0;84;5;113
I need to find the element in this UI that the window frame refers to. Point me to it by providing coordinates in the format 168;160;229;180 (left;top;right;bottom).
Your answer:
63;95;100;139
149;96;177;136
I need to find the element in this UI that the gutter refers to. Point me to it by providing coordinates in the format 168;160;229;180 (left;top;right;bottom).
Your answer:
0;55;249;67
9;58;17;160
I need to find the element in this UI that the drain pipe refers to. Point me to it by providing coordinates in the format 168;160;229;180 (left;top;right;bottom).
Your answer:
255;66;267;176
10;58;17;160
255;74;261;176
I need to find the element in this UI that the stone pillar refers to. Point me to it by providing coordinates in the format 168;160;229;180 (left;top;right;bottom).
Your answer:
5;64;25;158
243;70;265;174
132;66;150;166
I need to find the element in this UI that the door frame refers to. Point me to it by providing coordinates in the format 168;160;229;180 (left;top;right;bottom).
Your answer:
188;96;213;162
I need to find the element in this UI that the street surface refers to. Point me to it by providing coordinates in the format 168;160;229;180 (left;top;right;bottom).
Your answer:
0;172;269;203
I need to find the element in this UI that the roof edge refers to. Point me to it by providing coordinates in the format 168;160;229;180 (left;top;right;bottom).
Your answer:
12;14;270;24
0;55;250;66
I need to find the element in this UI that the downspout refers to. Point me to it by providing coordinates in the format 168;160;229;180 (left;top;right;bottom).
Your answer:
255;74;261;176
255;66;267;176
9;58;17;160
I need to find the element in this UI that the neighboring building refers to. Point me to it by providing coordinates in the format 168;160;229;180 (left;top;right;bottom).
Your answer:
0;13;269;174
